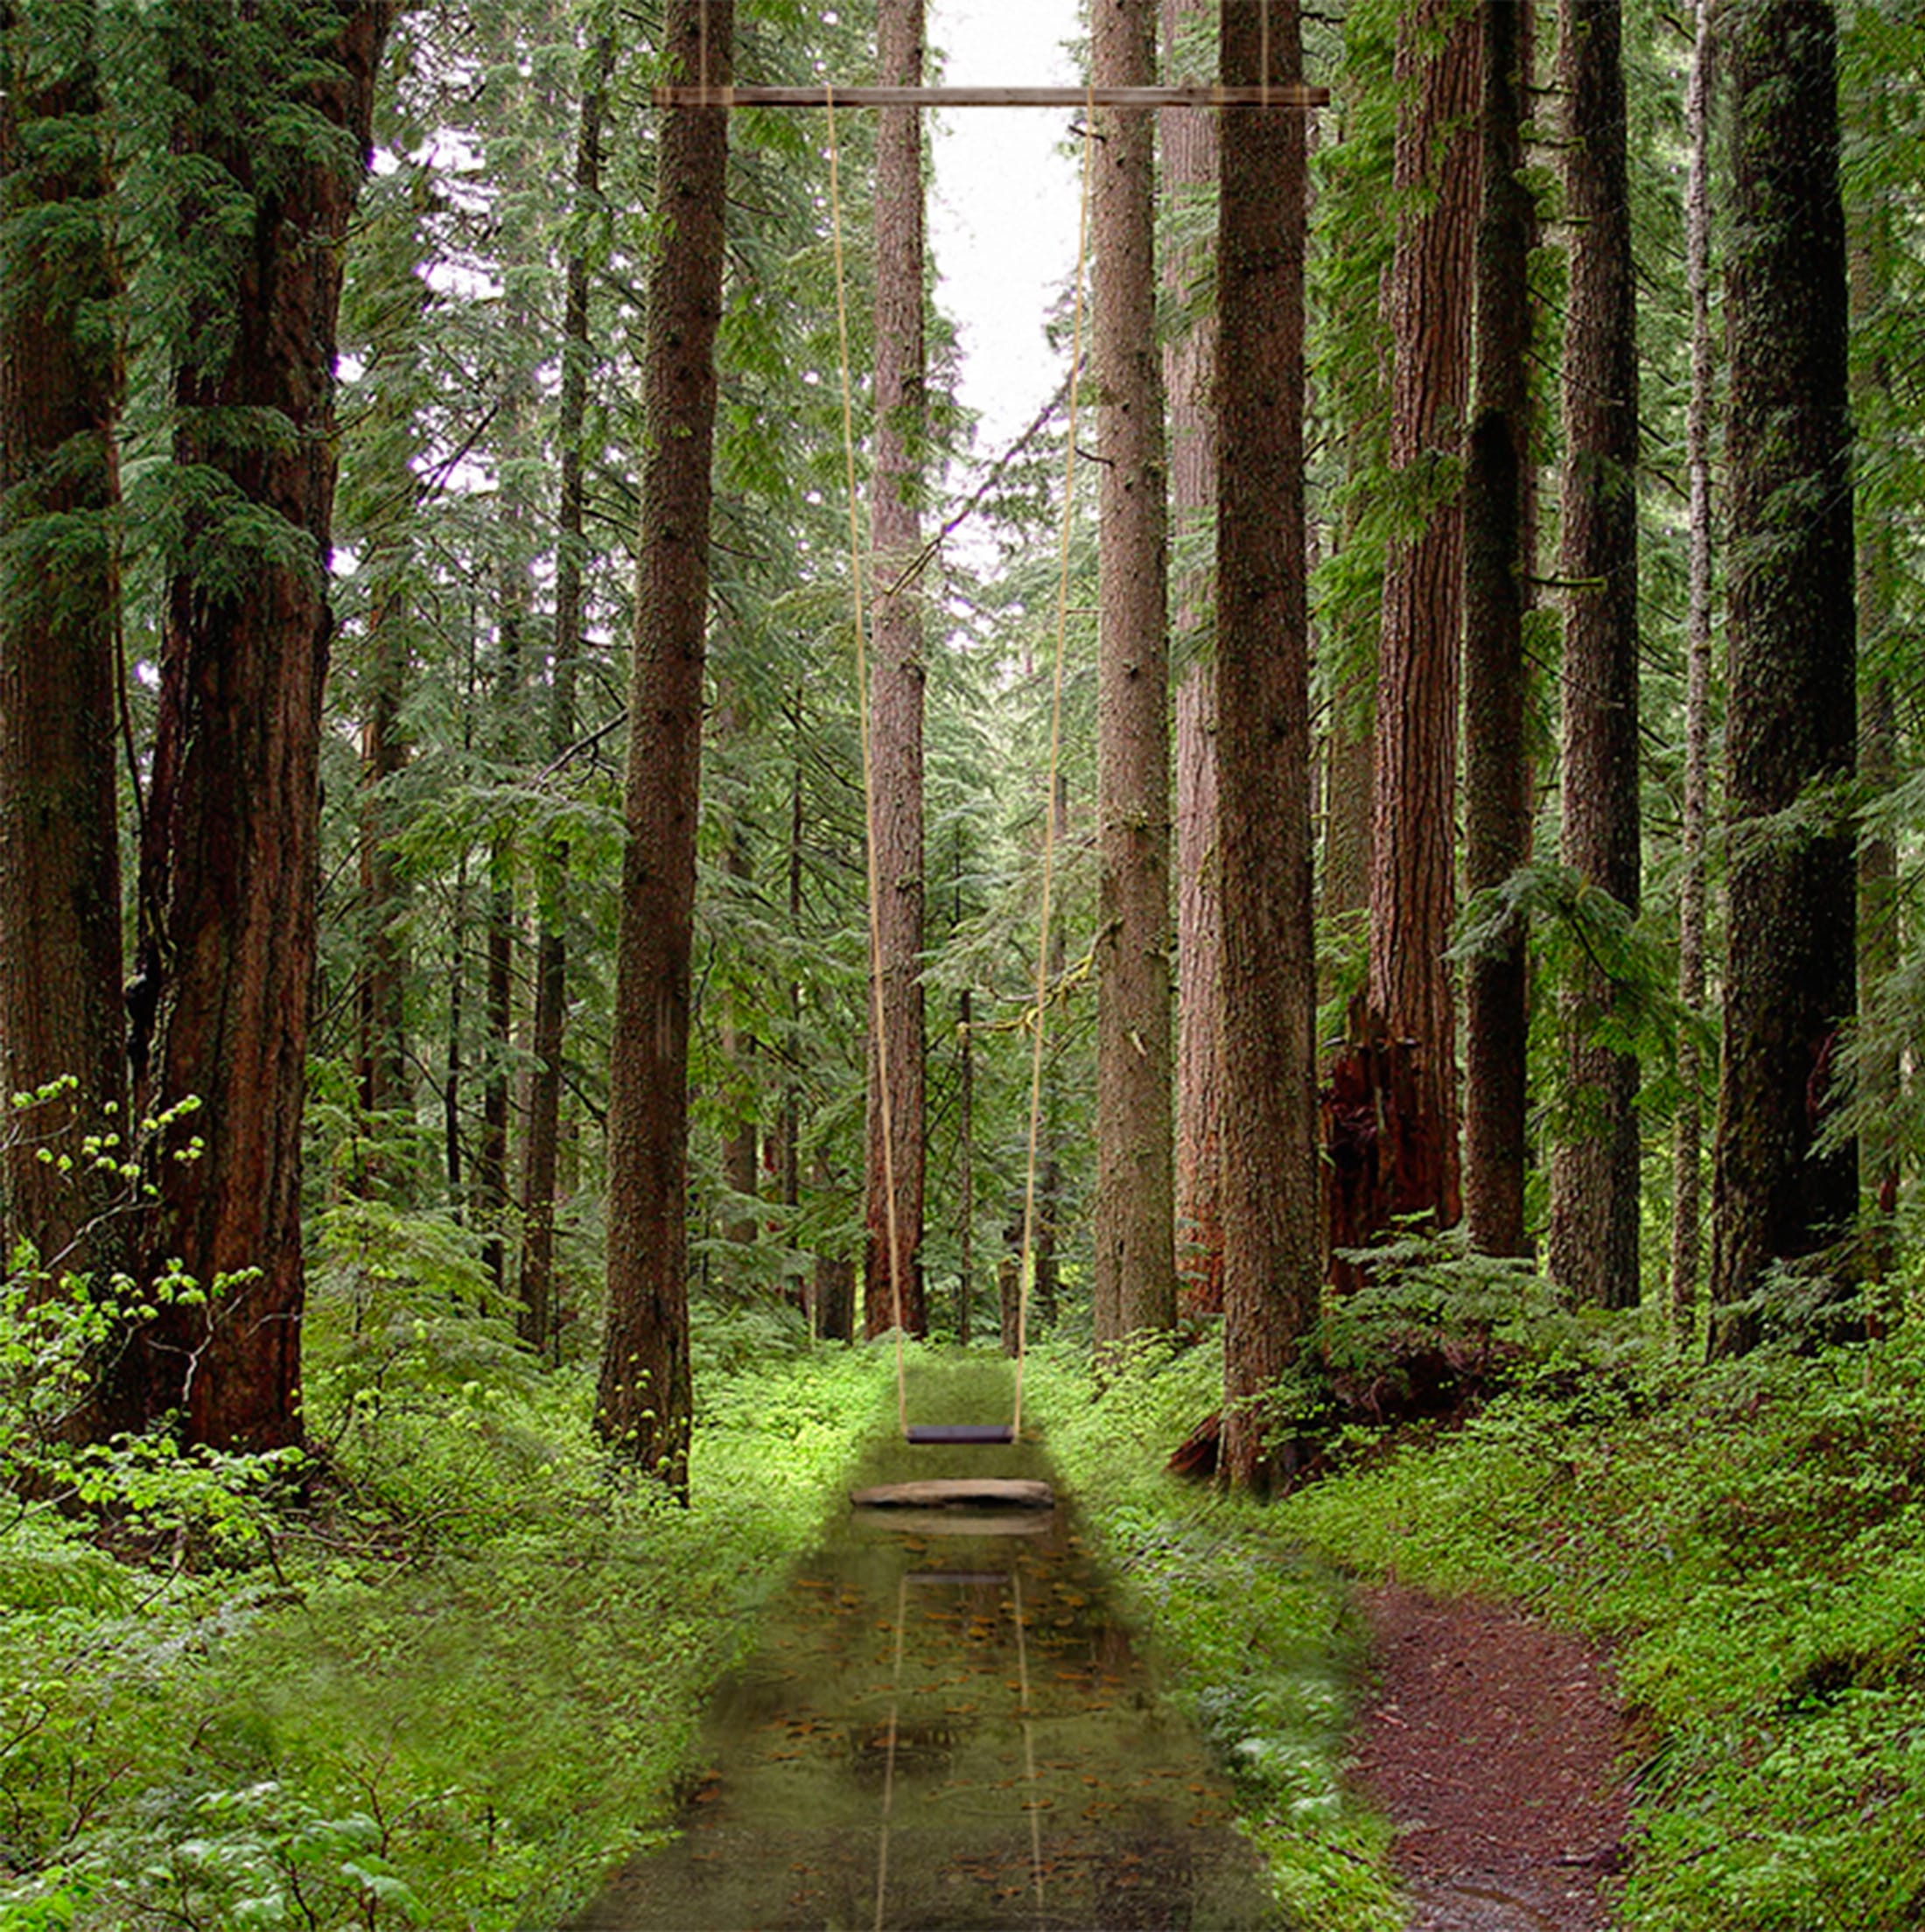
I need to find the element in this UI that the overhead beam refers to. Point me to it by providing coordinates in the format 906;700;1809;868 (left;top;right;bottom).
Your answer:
652;82;1328;108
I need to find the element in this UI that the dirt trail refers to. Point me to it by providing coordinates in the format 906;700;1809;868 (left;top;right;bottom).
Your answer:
1352;1585;1633;1932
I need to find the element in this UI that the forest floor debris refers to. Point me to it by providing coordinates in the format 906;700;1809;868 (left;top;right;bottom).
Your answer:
1351;1584;1631;1932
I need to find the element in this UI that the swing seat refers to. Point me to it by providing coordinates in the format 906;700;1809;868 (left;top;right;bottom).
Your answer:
904;1423;1015;1445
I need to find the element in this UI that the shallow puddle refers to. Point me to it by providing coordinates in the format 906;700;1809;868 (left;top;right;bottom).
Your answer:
572;1365;1279;1930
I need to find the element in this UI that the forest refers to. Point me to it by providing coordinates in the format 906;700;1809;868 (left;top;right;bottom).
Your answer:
2;0;1922;1926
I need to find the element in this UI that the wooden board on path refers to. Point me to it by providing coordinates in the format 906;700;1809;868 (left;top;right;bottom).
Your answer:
849;1477;1054;1510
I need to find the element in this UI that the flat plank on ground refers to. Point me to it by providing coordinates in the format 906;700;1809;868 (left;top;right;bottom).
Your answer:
849;1477;1054;1510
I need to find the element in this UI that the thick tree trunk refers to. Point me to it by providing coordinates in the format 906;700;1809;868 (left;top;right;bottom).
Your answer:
597;0;732;1491
1092;0;1175;1351
862;0;928;1339
1548;0;1642;1311
956;983;974;1343
116;0;395;1452
0;0;127;1293
1352;0;1478;1248
1710;0;1856;1356
1460;0;1535;1261
1216;0;1317;1493
1162;0;1222;1321
521;32;610;1358
1670;1;1716;1341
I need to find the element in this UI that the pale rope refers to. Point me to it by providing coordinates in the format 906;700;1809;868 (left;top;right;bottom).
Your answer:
1013;94;1096;1439
824;89;914;1435
826;75;1094;1441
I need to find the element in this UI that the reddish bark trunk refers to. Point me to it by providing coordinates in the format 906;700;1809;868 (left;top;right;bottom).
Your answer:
1092;0;1175;1349
1353;0;1478;1253
118;0;396;1452
862;0;928;1338
1548;0;1642;1311
1460;0;1535;1261
1216;0;1318;1493
598;0;732;1490
0;0;128;1296
1164;0;1222;1321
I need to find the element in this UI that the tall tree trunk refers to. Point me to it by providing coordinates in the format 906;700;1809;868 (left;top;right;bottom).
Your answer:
1548;0;1642;1310
1343;0;1478;1261
1216;0;1317;1493
862;0;928;1339
1092;0;1174;1351
1670;0;1716;1341
1461;0;1535;1260
1162;0;1222;1322
1847;78;1899;1245
521;31;611;1357
117;0;395;1452
0;0;127;1295
956;983;974;1344
597;0;732;1491
1710;0;1856;1356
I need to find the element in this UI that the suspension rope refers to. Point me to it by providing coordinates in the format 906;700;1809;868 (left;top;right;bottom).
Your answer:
826;79;1095;1440
1013;97;1095;1440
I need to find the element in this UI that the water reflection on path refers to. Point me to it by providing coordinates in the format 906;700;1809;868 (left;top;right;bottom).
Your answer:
573;1373;1278;1930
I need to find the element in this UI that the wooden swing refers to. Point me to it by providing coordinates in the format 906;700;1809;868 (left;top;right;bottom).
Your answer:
661;4;1324;1452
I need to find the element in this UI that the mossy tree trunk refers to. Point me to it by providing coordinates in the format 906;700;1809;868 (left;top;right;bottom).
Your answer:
1710;0;1856;1356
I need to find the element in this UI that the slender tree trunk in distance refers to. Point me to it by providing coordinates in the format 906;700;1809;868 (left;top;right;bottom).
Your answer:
116;0;396;1452
0;0;128;1294
479;599;522;1309
355;600;409;1133
1710;0;1856;1357
862;0;928;1339
1216;0;1317;1494
522;32;611;1357
597;0;732;1493
1548;0;1642;1310
718;824;760;1249
1670;1;1715;1343
1461;0;1534;1260
1162;0;1223;1320
1343;0;1478;1264
956;982;974;1342
1847;86;1899;1249
811;1159;855;1342
445;850;466;1204
1092;0;1175;1351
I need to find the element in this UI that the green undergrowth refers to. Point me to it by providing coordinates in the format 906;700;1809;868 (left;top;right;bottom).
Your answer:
1024;1340;1404;1932
0;1325;892;1932
1272;1312;1925;1932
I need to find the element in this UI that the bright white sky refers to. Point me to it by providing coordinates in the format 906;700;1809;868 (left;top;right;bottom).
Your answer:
926;0;1082;454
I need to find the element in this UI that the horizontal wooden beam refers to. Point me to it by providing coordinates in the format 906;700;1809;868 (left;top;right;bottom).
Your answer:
652;82;1328;109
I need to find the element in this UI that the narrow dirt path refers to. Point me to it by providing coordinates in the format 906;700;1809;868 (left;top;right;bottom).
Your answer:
1351;1585;1633;1932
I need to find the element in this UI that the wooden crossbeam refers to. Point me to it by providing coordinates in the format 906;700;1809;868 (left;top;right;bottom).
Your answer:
652;82;1328;109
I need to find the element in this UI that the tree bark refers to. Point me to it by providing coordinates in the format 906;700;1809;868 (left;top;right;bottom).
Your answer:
1670;0;1716;1342
1162;0;1223;1321
1846;74;1899;1246
1354;0;1478;1247
116;0;395;1452
479;596;522;1309
1710;0;1856;1356
521;31;611;1359
1460;0;1535;1261
0;0;127;1292
1092;0;1175;1351
1548;0;1642;1311
1216;0;1317;1493
862;0;928;1339
597;0;732;1491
